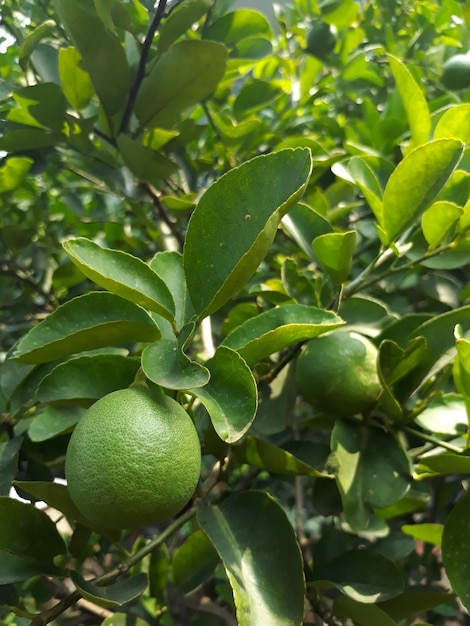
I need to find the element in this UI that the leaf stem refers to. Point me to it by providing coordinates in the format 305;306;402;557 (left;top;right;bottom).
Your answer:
403;426;463;454
119;0;168;134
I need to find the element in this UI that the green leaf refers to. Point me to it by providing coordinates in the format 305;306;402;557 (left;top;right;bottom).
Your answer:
401;523;443;547
149;252;195;332
142;333;210;390
334;595;398;626
233;80;283;119
58;47;95;110
172;529;220;595
63;237;175;322
434;104;470;143
28;405;84;442
184;149;312;317
381;139;464;243
198;491;304;626
421;201;462;248
0;497;66;584
442;492;470;612
331;419;411;531
254;363;297;435
417;452;470;476
414;395;467;436
388;55;431;149
205;9;273;50
312;230;357;285
36;354;141;404
18;20;56;70
14;481;120;540
233;435;326;477
12;292;160;364
379;589;455;622
315;549;404;603
222;304;343;364
158;0;211;52
102;614;149;626
189;346;257;443
9;83;67;131
117;135;178;182
135;40;227;129
281;203;332;261
55;0;131;117
0;157;33;194
0;438;23;496
70;570;148;609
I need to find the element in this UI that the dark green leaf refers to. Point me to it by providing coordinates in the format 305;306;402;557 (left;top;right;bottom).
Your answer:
379;589;455;622
198;491;304;626
0;438;23;496
12;292;161;364
184;149;313;317
28;406;84;442
334;595;397;626
70;570;148;608
443;493;470;611
0;497;66;584
9;83;67;131
189;346;257;443
281;203;332;261
63;238;175;322
117;135;178;181
172;530;220;595
158;0;211;52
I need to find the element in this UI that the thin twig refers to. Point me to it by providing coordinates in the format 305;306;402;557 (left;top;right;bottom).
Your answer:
144;183;185;248
119;0;168;134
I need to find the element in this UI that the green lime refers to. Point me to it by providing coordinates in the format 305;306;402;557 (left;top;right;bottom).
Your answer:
65;387;201;529
305;21;337;60
295;330;381;416
442;54;470;90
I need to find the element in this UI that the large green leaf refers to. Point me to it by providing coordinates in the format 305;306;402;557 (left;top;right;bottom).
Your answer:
117;135;178;182
9;84;67;131
223;304;343;364
330;419;411;531
184;149;312;317
12;292;160;364
334;595;397;626
70;571;148;609
63;238;175;322
36;354;141;403
421;200;462;249
135;40;227;129
28;406;84;442
55;0;130;117
158;0;211;52
434;103;470;143
189;346;257;443
58;47;94;110
381;139;464;243
379;589;455;622
0;438;22;496
312;230;357;285
442;492;470;612
171;530;220;595
0;497;66;584
388;55;431;149
198;491;304;626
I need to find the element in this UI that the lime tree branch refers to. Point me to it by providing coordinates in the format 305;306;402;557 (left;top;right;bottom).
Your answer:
30;505;197;626
120;0;168;134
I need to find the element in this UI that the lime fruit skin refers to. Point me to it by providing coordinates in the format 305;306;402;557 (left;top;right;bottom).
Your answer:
295;330;381;416
65;387;201;529
305;22;337;60
442;54;470;90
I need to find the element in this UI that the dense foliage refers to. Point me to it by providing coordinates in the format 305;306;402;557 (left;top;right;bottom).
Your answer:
2;0;470;624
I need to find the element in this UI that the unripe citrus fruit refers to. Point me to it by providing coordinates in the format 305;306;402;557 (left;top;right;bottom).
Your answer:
305;21;337;60
65;387;201;529
295;330;381;416
441;54;470;90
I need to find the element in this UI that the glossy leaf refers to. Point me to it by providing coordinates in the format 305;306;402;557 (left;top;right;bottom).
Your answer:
334;595;397;626
63;238;175;321
36;354;141;403
388;55;431;148
70;571;148;609
12;292;160;364
233;435;326;477
315;549;403;603
281;203;332;261
381;139;464;243
0;497;66;583
442;492;470;612
28;405;84;441
135;40;227;128
414;395;467;436
117;135;178;182
434;104;470;143
189;346;257;443
158;0;210;52
331;419;411;531
55;0;131;116
198;491;304;626
421;201;462;248
312;230;357;284
0;438;23;496
58;47;94;110
222;304;343;364
184;149;312;317
142;333;210;390
149;251;195;331
172;530;220;595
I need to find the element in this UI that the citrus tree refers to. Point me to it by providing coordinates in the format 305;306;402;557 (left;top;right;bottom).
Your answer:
2;0;470;624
